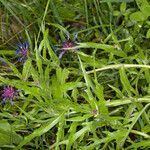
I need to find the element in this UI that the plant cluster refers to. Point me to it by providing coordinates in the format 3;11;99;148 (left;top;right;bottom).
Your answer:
0;0;150;149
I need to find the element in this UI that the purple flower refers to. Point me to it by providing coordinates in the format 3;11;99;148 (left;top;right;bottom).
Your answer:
59;39;76;59
63;40;74;49
1;86;16;104
16;41;29;62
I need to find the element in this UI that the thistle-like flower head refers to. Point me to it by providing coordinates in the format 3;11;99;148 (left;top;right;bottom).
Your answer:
1;86;16;104
16;41;29;62
59;39;76;59
63;40;75;49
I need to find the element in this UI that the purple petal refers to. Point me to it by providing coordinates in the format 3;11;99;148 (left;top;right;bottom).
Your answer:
19;43;24;49
25;42;29;49
16;49;21;54
59;51;66;59
2;99;6;105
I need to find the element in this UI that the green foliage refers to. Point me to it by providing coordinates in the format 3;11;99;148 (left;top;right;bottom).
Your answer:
0;0;150;149
0;120;22;147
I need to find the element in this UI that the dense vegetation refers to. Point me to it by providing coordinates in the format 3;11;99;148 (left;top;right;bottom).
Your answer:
0;0;150;149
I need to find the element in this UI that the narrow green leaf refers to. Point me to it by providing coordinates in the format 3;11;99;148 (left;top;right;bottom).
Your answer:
119;67;137;96
22;58;32;80
66;114;92;122
78;51;103;68
95;83;109;115
77;42;126;57
0;120;22;146
55;115;65;150
119;103;150;148
15;113;64;149
35;42;43;78
47;23;69;36
3;58;22;79
120;2;126;13
130;11;147;22
109;84;124;98
146;29;150;38
78;55;96;109
44;29;58;61
126;140;150;149
66;122;78;150
0;50;15;55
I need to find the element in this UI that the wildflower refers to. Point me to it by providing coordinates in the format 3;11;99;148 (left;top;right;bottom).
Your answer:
1;86;17;105
59;39;76;59
16;41;29;62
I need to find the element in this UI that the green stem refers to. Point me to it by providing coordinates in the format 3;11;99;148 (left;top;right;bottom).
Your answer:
86;64;150;74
